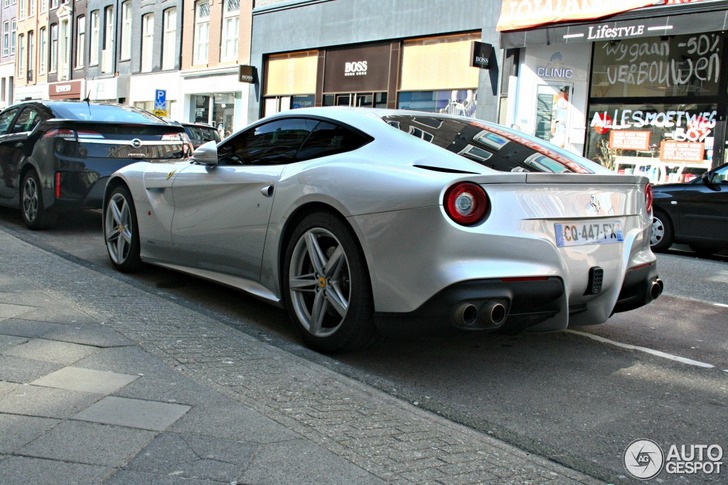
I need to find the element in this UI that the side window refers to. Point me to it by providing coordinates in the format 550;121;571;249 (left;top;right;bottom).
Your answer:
0;108;18;135
218;118;316;166
296;121;372;161
12;107;43;133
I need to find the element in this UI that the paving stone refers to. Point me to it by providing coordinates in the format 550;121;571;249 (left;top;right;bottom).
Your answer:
0;334;27;351
74;396;190;431
239;438;386;485
0;414;60;453
0;455;111;485
19;420;156;467
0;320;63;339
41;325;134;348
170;400;299;443
127;432;257;482
0;385;102;418
1;338;99;365
32;366;139;394
106;469;222;485
0;354;62;384
0;303;34;319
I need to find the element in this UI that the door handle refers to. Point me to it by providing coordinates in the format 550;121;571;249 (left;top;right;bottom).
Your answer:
260;185;274;197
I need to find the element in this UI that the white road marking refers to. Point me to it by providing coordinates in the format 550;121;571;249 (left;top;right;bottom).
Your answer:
566;330;715;369
714;303;728;308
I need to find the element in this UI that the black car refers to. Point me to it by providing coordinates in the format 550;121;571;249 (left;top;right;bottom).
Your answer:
0;100;192;229
651;162;728;255
178;122;221;148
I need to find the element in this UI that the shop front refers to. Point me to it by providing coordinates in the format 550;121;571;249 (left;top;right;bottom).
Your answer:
261;32;483;119
180;67;247;137
499;0;728;181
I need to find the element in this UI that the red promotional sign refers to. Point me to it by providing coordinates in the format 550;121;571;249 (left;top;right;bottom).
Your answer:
497;0;667;32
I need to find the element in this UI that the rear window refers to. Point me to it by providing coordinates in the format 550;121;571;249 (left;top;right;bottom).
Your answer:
49;103;164;124
382;115;598;174
185;125;221;144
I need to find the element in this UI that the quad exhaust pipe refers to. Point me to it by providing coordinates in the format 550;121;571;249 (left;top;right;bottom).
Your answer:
453;301;508;329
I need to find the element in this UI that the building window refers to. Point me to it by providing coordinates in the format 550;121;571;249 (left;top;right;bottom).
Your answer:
29;0;35;16
220;0;239;62
141;13;154;73
40;0;48;13
59;18;69;78
18;0;24;19
120;1;131;61
193;1;210;65
89;10;99;66
50;23;57;73
2;21;8;57
27;30;34;81
39;27;47;75
10;19;15;55
102;6;114;73
162;8;176;70
17;34;24;79
51;0;58;8
74;16;85;69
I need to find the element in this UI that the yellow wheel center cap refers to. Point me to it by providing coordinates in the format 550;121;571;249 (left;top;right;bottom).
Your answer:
318;276;327;288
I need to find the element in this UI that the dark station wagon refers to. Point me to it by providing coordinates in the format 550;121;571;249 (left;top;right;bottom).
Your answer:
0;100;192;229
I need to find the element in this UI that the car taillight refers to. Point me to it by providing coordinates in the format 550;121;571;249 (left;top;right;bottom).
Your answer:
444;182;489;226
645;182;653;215
43;128;77;141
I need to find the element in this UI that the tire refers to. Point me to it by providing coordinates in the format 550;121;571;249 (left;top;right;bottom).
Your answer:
104;185;142;273
283;212;379;353
20;170;57;230
650;209;673;252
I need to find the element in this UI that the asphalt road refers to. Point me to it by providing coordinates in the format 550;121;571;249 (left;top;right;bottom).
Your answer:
2;207;727;484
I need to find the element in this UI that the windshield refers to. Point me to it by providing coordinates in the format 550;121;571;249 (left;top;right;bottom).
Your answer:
382;114;605;174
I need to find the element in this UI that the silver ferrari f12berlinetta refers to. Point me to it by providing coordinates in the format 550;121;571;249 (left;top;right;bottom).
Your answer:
103;107;661;352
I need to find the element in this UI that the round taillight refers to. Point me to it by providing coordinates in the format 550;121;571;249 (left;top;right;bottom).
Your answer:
444;182;489;226
645;182;653;215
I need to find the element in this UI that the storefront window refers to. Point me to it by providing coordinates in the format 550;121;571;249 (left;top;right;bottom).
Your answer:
398;89;477;118
586;103;717;183
591;33;722;98
191;93;235;138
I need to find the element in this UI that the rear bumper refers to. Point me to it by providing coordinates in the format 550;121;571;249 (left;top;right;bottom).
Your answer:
373;263;662;337
373;277;565;337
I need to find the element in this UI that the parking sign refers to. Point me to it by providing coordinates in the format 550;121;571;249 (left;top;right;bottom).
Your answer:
154;89;167;117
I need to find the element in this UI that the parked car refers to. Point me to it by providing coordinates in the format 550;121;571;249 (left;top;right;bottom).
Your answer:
177;121;222;148
0;100;192;229
102;107;661;352
651;162;728;255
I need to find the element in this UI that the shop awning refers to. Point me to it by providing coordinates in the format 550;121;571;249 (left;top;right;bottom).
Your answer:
500;0;728;48
497;0;665;32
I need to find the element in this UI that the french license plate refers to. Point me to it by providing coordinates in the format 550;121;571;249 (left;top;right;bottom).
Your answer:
554;220;624;247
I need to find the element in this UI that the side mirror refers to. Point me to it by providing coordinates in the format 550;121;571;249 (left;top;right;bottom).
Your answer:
701;170;721;191
192;140;219;165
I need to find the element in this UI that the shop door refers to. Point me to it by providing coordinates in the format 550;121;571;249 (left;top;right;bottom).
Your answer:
534;84;572;148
